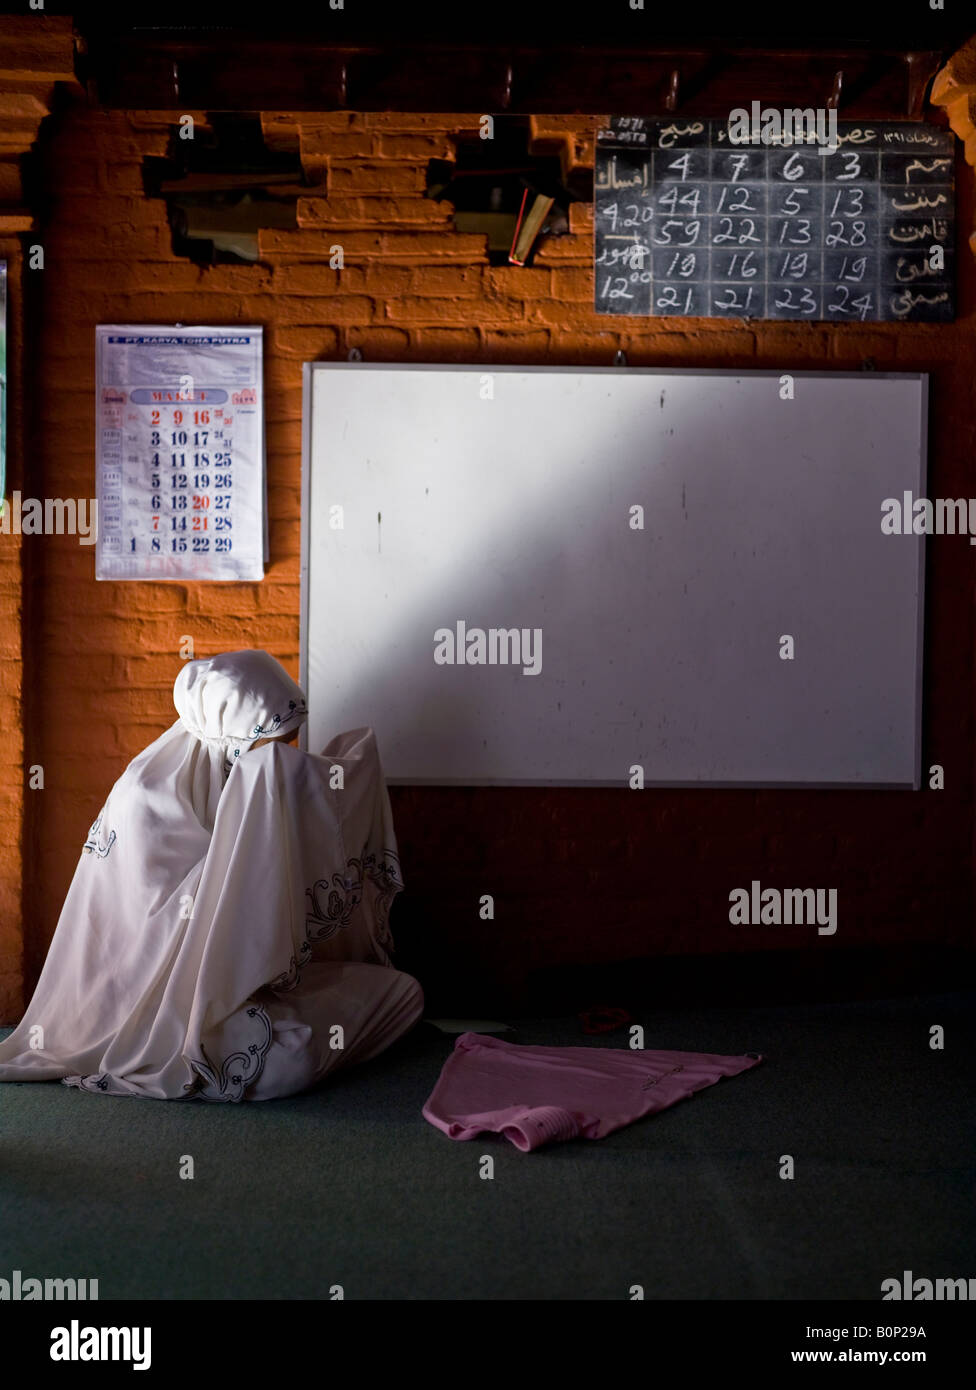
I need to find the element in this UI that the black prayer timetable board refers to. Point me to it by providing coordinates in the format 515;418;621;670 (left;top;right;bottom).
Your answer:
594;118;955;322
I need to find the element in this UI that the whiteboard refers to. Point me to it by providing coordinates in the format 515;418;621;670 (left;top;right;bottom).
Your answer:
300;364;926;787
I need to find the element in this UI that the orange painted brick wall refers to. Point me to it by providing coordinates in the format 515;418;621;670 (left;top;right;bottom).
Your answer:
5;96;975;1018
0;238;24;1020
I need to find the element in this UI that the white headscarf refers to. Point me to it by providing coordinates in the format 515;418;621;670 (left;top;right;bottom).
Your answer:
0;650;403;1100
174;648;308;758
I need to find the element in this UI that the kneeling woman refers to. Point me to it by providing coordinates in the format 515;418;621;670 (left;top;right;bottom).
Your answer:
0;650;423;1101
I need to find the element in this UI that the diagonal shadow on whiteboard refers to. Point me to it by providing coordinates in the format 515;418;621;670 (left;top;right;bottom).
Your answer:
302;365;925;788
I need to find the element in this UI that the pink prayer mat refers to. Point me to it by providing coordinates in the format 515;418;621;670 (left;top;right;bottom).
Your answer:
422;1031;763;1152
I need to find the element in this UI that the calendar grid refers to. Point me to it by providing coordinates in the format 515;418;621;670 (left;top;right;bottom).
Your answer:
595;117;955;323
95;326;266;582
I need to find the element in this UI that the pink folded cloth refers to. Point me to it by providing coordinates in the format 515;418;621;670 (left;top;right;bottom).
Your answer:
422;1031;762;1152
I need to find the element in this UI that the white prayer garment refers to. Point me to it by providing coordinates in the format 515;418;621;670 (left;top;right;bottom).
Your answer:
0;650;423;1101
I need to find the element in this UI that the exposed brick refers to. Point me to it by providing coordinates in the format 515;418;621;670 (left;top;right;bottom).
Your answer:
379;230;489;261
301;128;376;160
382;296;495;326
265;418;302;454
326;163;426;195
526;300;621;331
293;112;368;132
532;235;590;263
482;328;552;358
409;327;481;359
273;262;414;296
260;227;383;258
266;259;342;297
268;325;342;359
296;195;450;228
374;132;457;160
345;325;411;357
53;193;164;229
364;113;481;131
485;266;551;302
568;201;595;235
549;333;622;364
273;292;376;325
346;263;415;294
627;329;758;362
263;384;304;421
753;327;831;362
194;263;276;295
101;161;149;193
264;556;301;584
255;584;301;614
107;585;190;616
55;223;171;258
827;331;900;362
267;485;301;523
410;265;483;297
550;267;592;303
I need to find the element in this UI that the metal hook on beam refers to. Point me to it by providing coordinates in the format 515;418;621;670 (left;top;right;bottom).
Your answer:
905;52;935;120
665;69;680;112
501;63;513;111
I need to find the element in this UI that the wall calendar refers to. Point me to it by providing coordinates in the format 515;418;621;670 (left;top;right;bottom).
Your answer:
95;325;265;581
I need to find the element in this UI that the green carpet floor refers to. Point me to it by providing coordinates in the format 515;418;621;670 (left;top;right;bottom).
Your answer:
1;993;973;1300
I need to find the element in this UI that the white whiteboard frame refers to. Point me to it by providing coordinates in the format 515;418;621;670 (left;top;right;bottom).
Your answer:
300;363;926;789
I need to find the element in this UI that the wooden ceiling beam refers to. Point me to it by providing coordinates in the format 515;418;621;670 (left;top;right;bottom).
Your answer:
78;39;950;121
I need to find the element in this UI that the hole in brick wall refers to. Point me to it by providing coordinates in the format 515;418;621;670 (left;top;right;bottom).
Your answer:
143;113;306;265
427;115;585;265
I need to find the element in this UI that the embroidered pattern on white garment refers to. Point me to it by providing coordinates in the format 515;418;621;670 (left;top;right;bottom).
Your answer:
82;815;116;858
269;849;403;994
65;850;400;1104
184;1005;275;1103
63;1007;275;1104
248;697;307;740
